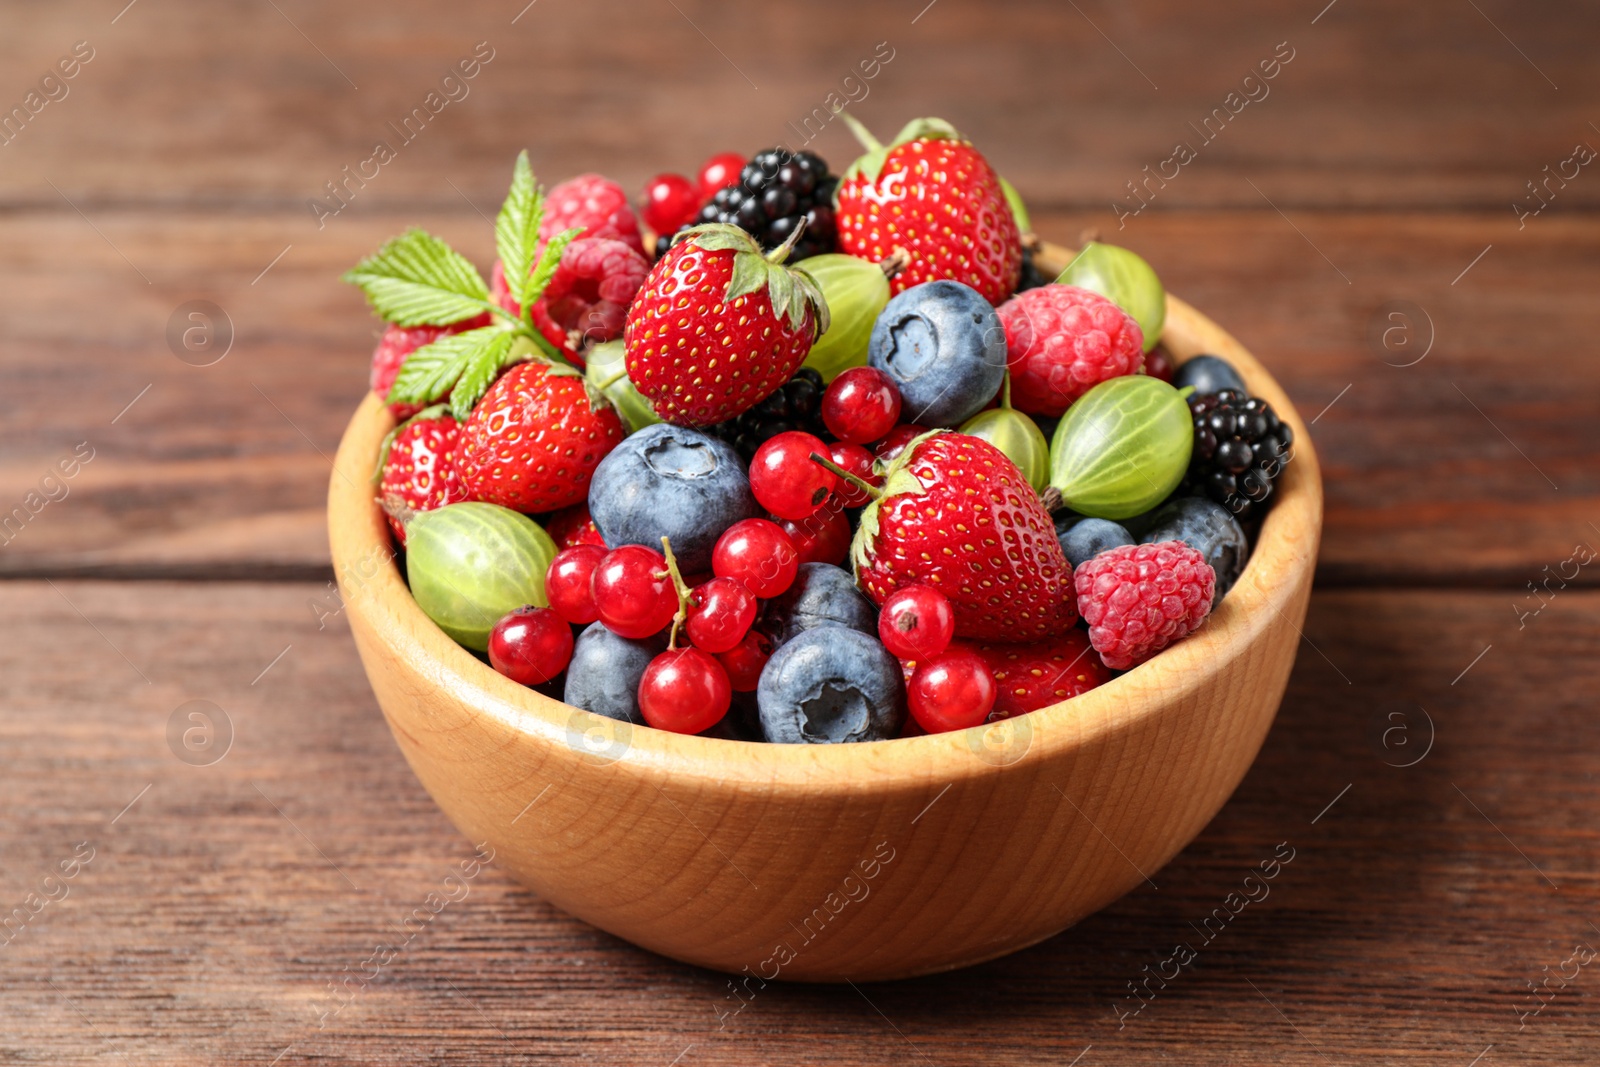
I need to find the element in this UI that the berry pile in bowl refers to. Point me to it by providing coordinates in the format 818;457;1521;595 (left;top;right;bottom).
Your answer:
328;114;1322;980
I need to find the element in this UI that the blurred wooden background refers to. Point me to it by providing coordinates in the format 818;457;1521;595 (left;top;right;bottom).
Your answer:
1;1;1596;1063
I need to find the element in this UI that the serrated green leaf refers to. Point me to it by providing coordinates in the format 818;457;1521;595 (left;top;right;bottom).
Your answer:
342;228;491;327
448;332;516;421
523;226;581;310
495;151;544;312
386;325;510;409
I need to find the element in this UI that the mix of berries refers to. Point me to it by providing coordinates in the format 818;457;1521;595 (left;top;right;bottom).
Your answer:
347;119;1295;747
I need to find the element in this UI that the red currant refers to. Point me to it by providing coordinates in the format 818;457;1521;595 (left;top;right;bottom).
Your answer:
639;647;731;734
822;367;901;444
546;544;606;625
488;606;574;686
716;628;773;692
873;424;934;463
778;503;850;567
686;576;756;654
592;545;677;639
826;442;879;508
907;645;996;733
750;431;837;520
1144;346;1175;383
878;584;956;661
713;518;799;599
696;152;746;200
641;172;700;236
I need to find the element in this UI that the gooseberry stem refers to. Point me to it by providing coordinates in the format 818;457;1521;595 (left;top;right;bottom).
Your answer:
808;451;881;502
1038;485;1064;513
377;494;417;529
879;248;911;280
657;536;695;650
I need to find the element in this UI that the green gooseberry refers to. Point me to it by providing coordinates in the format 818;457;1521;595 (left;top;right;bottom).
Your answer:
405;502;557;652
959;375;1049;492
797;253;891;383
1055;241;1166;354
1049;376;1192;520
585;340;660;433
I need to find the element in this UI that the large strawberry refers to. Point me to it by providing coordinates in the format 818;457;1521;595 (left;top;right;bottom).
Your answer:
375;405;468;545
454;361;625;513
623;223;828;427
975;630;1110;718
846;431;1076;642
835;116;1021;306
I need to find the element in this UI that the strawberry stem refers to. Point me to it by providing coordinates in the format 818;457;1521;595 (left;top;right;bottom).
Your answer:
808;451;881;502
839;111;883;154
657;536;694;650
766;217;809;266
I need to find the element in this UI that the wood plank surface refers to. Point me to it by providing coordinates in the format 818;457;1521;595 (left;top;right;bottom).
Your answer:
0;581;1588;1064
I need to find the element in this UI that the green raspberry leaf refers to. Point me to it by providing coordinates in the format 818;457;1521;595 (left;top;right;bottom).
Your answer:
343;228;491;326
523;226;582;312
496;151;546;312
385;325;512;413
448;331;518;422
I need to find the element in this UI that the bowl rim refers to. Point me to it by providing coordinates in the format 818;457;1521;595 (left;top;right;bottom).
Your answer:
328;248;1323;795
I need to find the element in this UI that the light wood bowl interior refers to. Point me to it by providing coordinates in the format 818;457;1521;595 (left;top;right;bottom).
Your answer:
327;242;1323;981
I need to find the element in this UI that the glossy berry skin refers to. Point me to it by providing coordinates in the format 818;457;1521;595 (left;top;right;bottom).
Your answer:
826;442;879;508
878;583;955;661
379;412;468;546
544;502;606;549
1058;517;1135;569
545;544;606;625
564;622;663;724
1143;346;1176;384
975;629;1110;718
907;645;996;733
1173;354;1246;397
836;130;1020;305
750;431;837;519
763;562;876;646
873;423;933;463
822;366;901;444
869;280;1007;428
997;284;1145;417
717;628;774;692
713;518;798;599
853;431;1078;642
455;362;625;513
641;173;700;236
1074;541;1215;671
778;504;850;567
686;576;756;654
697;152;747;200
592;545;678;639
639;647;731;734
756;627;905;744
488;606;574;686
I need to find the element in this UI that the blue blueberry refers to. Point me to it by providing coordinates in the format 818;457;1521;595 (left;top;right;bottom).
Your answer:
563;622;664;724
1173;354;1246;397
1058;517;1135;568
868;280;1006;427
588;423;757;572
760;562;877;645
757;627;905;744
1141;496;1249;605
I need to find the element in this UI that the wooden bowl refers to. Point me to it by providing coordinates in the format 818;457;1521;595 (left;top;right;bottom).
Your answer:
327;243;1322;981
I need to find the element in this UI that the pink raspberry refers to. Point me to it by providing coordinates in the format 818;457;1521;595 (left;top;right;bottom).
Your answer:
1073;541;1214;671
998;284;1144;416
541;173;644;255
370;316;489;418
541;237;650;347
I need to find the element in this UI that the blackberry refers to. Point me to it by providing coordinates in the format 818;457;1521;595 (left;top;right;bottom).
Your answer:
1184;389;1293;520
663;148;838;261
705;368;829;461
1016;246;1049;292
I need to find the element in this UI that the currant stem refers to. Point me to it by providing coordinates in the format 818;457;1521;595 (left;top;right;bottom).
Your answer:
657;536;694;650
808;451;881;502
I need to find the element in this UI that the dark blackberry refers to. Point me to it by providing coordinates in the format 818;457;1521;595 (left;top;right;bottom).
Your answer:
705;368;830;461
1184;389;1293;520
1016;246;1049;292
668;148;838;262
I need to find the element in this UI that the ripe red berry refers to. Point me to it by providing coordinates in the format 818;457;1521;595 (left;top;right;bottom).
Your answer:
878;584;955;661
873;423;933;462
488;606;574;687
778;503;850;567
639;647;731;734
713;518;799;599
686;576;756;654
641;173;700;236
716;628;774;691
546;544;606;625
592;545;678;639
696;152;746;200
826;442;879;508
750;431;838;520
907;645;996;733
822;366;901;444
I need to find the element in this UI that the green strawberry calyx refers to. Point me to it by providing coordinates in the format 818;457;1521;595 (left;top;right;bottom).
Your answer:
839;429;948;578
838;113;965;186
677;223;831;338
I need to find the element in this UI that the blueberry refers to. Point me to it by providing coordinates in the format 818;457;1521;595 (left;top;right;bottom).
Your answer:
563;623;664;725
868;280;1006;427
757;627;905;744
761;562;877;645
588;423;758;572
1141;496;1249;605
1058;517;1135;568
1173;354;1246;398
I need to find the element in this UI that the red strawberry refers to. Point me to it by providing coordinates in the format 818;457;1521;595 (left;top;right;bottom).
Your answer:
975;630;1110;719
835;116;1021;306
454;362;625;513
376;407;468;545
545;501;606;549
849;431;1077;642
370;317;491;418
623;223;828;427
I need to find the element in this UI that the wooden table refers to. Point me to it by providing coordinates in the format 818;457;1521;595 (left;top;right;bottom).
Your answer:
3;1;1596;1062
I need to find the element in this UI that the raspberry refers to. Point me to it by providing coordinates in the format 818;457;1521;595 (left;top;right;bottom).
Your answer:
997;284;1144;416
370;317;490;418
541;173;643;255
540;237;650;347
1073;541;1215;671
489;259;580;364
